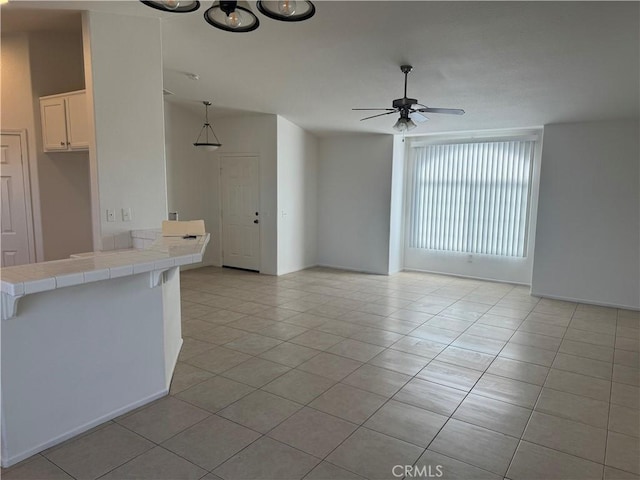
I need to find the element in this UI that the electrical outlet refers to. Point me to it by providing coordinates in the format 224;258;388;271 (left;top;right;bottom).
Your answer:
122;208;132;222
106;209;115;222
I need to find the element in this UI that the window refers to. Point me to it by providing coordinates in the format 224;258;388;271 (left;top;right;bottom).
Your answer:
407;138;535;258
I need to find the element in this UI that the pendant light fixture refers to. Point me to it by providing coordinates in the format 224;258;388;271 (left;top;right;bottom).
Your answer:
204;1;259;33
256;0;315;22
193;101;222;151
139;0;314;31
393;114;417;133
140;0;200;13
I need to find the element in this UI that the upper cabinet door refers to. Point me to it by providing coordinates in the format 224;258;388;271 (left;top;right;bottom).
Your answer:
40;97;68;151
65;92;89;150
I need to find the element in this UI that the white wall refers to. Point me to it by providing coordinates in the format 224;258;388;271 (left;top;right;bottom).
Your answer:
388;135;406;274
29;30;93;260
532;120;640;309
209;113;278;274
317;134;394;274
164;101;217;266
83;12;167;250
1;33;43;261
276;116;318;275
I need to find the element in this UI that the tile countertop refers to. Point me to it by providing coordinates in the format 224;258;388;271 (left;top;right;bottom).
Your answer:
0;234;209;297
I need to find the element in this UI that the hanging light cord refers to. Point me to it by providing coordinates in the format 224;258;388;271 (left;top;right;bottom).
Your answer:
194;101;221;145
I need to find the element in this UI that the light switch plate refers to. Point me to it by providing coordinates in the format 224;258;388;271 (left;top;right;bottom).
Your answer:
122;208;132;222
106;209;115;222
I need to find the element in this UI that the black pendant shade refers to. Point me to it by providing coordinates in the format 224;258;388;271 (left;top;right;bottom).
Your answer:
139;0;314;31
194;101;222;151
204;1;259;33
140;0;200;13
256;0;315;22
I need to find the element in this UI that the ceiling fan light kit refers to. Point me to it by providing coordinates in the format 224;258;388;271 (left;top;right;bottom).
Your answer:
139;0;315;32
353;64;465;132
193;101;222;151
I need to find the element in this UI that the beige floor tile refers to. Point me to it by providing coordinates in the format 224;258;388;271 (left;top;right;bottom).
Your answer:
304;461;366;480
176;376;254;412
510;331;562;352
184;346;252;374
198;309;247;325
44;424;153;480
616;336;640;353
256;322;308;341
416;361;482;392
178;338;217;360
570;318;617;335
426;316;475;333
507;440;603;480
535;387;609;429
523;411;607;463
499;342;556;367
169;362;215;394
615;350;640;368
477;313;524;330
259;341;320;367
472;373;541;408
262;369;336;404
309;383;387;424
565;328;615;347
315;320;363;337
429;419;518;476
453;393;531;437
409;324;461;344
161;415;260;470
435;345;496;371
389;309;434;323
196;326;249;345
465;323;515;341
364;399;447;447
367;349;429;375
326;427;424;480
389;336;447;359
526;311;572;327
99;446;206;480
604;466;640;479
214;437;319;480
218;390;302;433
342;364;411;397
327;339;385;362
222;333;282;355
1;455;74;480
451;333;506;355
486;357;549;385
268;407;357;457
116;396;210;443
221;357;290;387
606;431;640;475
611;382;640;409
255;307;300;321
559;339;614;363
393;378;466;416
609;404;640;438
290;330;346;350
552;352;613;380
613;364;640;386
297;352;363;381
544;369;611;402
415;450;502;479
486;306;531;320
518;320;566;338
348;327;404;347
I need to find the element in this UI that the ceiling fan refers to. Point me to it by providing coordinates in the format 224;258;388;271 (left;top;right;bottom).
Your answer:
353;65;465;132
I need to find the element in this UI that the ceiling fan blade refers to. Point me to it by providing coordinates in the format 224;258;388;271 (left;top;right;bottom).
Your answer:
352;108;396;111
417;107;465;115
360;111;397;121
409;111;429;123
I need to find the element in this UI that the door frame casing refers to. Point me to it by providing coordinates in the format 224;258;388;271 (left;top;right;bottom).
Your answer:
218;153;261;272
1;129;40;263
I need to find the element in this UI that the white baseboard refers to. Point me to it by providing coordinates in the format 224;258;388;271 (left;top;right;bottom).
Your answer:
316;263;389;276
530;289;640;311
1;388;168;468
401;267;530;287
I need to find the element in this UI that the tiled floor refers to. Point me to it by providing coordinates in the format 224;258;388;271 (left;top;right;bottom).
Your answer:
3;267;639;480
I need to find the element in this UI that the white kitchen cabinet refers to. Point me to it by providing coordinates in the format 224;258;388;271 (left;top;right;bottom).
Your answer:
39;90;89;152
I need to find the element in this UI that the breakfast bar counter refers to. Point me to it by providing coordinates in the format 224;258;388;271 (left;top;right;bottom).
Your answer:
0;233;209;467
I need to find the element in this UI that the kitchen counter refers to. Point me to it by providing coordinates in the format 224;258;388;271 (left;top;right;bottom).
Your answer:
0;233;209;467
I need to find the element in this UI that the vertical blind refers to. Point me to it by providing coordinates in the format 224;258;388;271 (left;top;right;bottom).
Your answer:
408;140;534;257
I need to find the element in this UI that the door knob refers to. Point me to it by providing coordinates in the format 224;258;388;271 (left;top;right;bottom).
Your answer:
60;142;65;146
254;219;259;224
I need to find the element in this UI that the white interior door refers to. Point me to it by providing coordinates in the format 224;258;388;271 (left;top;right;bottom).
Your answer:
221;156;260;271
1;133;33;266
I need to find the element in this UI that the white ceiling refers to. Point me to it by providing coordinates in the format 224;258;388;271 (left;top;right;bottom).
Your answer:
4;1;639;136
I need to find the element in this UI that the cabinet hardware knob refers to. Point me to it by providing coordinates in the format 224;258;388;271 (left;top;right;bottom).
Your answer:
60;142;65;146
254;219;259;224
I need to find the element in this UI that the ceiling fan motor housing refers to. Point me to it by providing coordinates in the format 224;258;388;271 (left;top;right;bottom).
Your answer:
393;97;418;109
